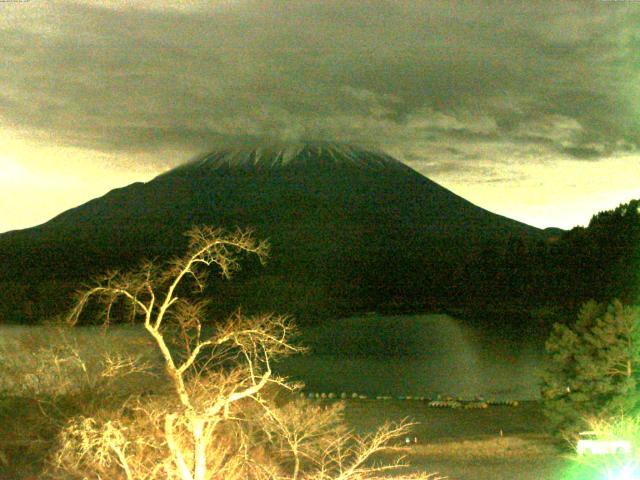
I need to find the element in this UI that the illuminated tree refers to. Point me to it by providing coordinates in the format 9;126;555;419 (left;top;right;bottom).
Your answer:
50;225;439;480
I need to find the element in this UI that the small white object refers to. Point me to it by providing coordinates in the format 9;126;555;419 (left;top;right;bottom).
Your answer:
576;431;632;455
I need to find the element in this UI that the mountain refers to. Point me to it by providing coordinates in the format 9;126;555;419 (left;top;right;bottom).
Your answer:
0;141;547;322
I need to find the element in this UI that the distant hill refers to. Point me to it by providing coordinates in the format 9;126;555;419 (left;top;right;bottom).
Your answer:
0;141;552;323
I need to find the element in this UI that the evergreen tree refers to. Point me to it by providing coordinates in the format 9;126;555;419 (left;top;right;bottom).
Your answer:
541;299;640;436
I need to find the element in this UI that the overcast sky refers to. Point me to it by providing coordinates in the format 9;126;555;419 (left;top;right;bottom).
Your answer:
1;0;639;233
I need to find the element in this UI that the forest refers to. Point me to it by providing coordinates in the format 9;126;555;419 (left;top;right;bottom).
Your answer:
0;199;638;327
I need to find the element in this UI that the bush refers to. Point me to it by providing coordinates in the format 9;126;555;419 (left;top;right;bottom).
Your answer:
0;322;163;478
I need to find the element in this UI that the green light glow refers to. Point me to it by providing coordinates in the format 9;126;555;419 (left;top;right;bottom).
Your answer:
605;464;639;480
558;453;640;480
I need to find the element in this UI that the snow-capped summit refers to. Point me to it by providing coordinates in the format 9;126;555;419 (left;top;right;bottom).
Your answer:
166;141;402;175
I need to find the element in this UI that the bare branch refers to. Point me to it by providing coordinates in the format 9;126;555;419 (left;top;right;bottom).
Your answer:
54;225;442;480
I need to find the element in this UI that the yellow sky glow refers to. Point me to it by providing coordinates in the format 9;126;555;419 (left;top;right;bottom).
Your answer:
437;155;640;230
0;135;156;233
1;133;639;233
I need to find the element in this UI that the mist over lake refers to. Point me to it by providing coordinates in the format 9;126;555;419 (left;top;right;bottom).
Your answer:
275;314;544;400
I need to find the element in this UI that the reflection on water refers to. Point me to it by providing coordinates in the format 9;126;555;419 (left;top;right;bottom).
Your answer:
275;314;543;400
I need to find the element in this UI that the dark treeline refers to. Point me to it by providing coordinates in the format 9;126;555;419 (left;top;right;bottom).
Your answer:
453;199;640;328
1;199;638;327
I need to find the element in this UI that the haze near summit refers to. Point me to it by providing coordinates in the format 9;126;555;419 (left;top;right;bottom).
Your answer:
1;0;639;233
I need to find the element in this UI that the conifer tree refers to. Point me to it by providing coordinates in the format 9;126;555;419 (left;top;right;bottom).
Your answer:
541;299;640;436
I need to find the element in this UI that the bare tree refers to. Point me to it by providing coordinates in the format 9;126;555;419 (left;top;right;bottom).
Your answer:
259;400;428;480
50;226;444;480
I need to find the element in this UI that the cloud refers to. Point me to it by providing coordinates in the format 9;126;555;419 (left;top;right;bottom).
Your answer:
0;0;638;176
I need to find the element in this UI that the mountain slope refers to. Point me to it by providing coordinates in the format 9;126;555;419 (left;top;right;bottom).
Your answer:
0;141;544;321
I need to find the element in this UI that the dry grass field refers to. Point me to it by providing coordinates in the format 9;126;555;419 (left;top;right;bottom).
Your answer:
340;399;571;480
397;436;569;480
